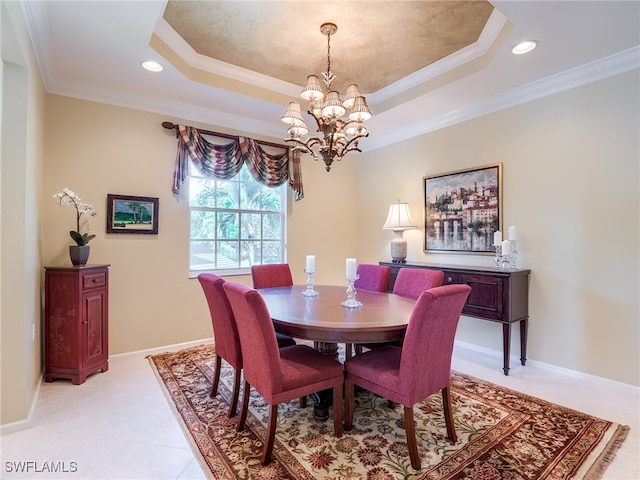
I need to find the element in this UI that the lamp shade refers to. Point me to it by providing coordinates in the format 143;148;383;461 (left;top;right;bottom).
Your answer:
383;202;416;231
342;84;361;108
348;96;372;122
281;102;306;126
301;75;325;101
321;91;346;118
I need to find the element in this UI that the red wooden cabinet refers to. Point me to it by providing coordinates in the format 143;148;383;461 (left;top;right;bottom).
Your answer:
44;265;109;384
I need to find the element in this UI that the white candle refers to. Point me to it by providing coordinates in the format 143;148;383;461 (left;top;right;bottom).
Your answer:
508;225;518;241
306;255;316;273
346;258;357;280
502;240;511;256
493;230;502;246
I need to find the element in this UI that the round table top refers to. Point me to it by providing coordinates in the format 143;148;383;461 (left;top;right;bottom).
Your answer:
258;284;415;344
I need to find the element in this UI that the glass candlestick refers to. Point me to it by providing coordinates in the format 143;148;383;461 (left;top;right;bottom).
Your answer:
302;270;319;297
341;275;362;308
510;240;518;269
494;245;502;269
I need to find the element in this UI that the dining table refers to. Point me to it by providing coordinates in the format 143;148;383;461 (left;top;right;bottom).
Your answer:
258;284;416;419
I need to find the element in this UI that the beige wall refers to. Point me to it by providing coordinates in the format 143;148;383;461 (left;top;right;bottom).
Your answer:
357;71;640;386
1;1;46;425
42;95;357;355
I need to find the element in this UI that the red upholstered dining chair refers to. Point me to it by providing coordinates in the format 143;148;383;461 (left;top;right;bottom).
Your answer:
251;263;294;289
357;267;444;355
222;281;344;465
197;273;243;418
250;264;297;348
392;267;444;299
350;264;392;356
197;273;295;418
344;284;472;470
354;264;391;293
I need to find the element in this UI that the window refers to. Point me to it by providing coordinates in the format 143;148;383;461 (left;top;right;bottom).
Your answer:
188;162;287;275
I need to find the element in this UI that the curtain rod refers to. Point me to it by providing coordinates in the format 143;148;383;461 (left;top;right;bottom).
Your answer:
162;121;288;150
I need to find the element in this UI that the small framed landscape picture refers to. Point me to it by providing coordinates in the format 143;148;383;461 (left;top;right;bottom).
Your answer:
106;194;159;234
423;163;502;253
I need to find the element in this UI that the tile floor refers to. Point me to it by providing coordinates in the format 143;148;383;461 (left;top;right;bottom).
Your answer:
1;341;638;479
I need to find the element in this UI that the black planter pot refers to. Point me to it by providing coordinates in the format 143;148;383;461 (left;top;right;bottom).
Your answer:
69;245;90;266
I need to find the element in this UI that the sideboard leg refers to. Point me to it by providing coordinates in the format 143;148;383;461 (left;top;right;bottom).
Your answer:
520;318;528;366
502;323;511;375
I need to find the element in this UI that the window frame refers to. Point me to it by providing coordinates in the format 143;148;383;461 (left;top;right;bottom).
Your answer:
187;163;288;278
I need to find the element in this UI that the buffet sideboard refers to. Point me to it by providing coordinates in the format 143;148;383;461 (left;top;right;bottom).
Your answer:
380;261;530;375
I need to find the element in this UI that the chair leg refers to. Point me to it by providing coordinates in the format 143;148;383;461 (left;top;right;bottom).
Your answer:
228;367;241;418
332;384;343;438
404;406;421;470
237;380;250;432
344;380;355;430
354;344;363;355
210;354;222;397
261;404;279;465
300;395;307;408
441;386;457;443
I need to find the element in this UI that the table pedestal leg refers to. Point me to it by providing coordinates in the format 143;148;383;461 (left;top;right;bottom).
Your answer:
312;342;338;420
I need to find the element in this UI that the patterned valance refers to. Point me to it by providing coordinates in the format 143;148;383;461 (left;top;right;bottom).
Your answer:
171;125;303;200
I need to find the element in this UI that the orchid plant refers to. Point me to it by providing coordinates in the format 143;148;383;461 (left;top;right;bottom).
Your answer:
53;188;97;246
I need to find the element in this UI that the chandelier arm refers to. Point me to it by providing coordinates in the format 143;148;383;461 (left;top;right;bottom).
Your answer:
284;138;316;158
305;137;324;148
339;133;369;155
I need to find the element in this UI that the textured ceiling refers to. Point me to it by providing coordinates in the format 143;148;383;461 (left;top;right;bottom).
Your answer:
163;1;494;94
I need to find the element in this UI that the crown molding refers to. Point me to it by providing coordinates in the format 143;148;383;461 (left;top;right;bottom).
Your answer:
366;46;640;152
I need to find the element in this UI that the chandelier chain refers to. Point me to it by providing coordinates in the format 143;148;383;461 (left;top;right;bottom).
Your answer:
326;32;331;77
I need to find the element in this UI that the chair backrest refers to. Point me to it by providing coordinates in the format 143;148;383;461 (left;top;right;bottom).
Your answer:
222;281;283;396
392;268;444;300
354;264;391;292
251;263;294;289
197;273;242;368
398;284;471;404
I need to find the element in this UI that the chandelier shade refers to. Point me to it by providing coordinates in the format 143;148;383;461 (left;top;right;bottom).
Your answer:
282;22;372;172
301;75;325;101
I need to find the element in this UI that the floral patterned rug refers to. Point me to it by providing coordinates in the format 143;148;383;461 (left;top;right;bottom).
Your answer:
148;344;628;480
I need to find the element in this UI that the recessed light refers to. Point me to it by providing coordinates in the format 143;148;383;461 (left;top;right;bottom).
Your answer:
141;60;163;72
511;40;538;55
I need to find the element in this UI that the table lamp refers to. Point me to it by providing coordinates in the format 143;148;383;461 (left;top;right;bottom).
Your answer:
383;201;416;263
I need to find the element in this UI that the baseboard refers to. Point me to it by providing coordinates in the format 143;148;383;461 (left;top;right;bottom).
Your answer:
454;340;640;395
0;371;44;436
110;337;214;360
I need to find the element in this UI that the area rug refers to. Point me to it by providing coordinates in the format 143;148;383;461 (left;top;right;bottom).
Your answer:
148;344;628;480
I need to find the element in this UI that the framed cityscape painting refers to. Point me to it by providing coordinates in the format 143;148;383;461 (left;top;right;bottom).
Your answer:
423;163;502;253
106;194;159;234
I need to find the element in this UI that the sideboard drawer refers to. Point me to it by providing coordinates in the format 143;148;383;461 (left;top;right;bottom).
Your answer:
457;273;503;321
443;273;459;285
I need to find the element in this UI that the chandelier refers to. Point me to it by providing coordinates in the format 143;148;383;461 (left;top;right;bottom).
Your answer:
281;23;372;172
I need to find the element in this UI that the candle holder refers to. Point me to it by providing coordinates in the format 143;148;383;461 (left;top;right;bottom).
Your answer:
510;240;518;269
493;245;502;269
341;275;362;308
301;270;319;297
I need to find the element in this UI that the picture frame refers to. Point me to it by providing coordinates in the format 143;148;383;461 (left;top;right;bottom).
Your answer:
106;194;159;234
423;163;502;253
